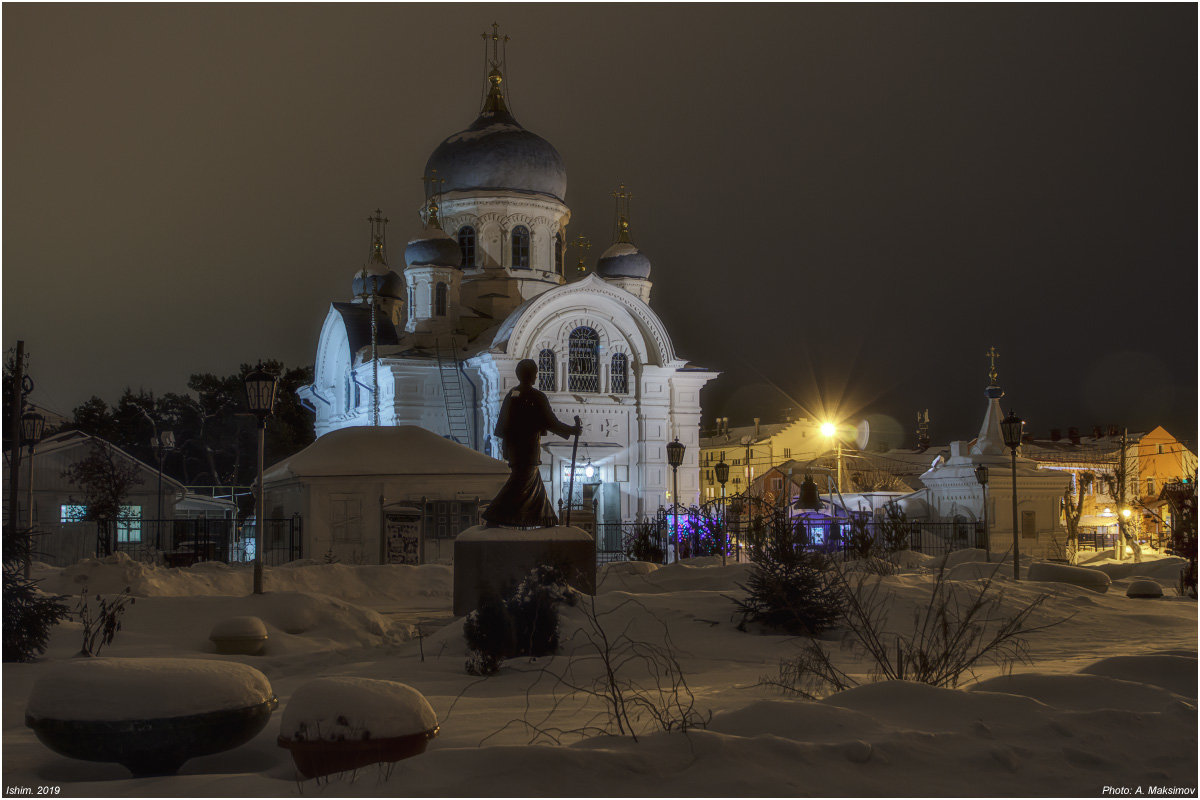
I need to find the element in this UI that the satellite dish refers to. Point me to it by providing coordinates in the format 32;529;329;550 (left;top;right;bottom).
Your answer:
855;419;870;450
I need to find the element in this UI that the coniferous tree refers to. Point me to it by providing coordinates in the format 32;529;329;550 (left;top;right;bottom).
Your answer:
2;531;69;662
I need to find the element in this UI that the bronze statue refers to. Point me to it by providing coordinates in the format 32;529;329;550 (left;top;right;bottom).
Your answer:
482;359;582;527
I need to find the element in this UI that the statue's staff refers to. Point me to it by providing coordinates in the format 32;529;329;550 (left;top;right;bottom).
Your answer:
564;416;582;527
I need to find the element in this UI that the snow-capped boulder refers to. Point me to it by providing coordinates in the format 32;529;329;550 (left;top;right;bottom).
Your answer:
210;616;269;655
1125;579;1164;599
1026;562;1111;593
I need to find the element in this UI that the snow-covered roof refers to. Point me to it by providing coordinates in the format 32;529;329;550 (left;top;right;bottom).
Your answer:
263;425;509;483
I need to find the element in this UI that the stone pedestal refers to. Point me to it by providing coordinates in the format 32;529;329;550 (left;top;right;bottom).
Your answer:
453;526;596;616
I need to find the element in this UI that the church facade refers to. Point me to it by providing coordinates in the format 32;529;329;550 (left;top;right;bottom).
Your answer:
298;30;716;526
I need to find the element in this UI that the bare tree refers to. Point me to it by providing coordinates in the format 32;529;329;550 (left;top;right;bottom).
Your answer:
62;441;143;556
1062;471;1093;563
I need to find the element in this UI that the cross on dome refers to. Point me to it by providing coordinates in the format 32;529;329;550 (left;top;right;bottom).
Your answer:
611;183;634;243
480;23;511;115
986;345;1000;386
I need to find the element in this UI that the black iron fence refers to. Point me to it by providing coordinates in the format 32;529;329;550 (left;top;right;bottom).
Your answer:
592;505;989;567
30;517;304;568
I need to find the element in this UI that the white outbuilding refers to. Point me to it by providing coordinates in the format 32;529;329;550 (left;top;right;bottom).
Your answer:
261;426;509;564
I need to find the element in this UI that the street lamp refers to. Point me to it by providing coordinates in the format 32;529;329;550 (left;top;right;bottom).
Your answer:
151;430;176;553
666;438;685;563
244;365;279;595
714;458;730;564
20;411;45;579
974;464;990;563
1000;410;1024;580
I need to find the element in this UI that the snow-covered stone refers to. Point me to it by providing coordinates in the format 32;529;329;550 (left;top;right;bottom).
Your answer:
209;616;269;655
279;677;437;742
1125;579;1164;598
26;658;274;721
1027;562;1111;593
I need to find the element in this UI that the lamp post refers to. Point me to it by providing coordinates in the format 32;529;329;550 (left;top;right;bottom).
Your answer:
151;430;176;553
714;458;730;564
1000;411;1024;580
821;422;842;493
666;438;685;563
974;464;990;563
20;411;45;579
244;365;279;595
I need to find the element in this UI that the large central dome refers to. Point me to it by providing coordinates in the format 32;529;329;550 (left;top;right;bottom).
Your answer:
424;74;566;202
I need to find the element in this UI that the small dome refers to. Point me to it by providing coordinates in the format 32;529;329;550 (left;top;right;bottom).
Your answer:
405;227;462;270
424;107;566;202
595;241;651;280
352;270;404;299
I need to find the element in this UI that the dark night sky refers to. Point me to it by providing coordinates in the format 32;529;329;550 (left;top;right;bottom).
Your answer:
4;4;1196;448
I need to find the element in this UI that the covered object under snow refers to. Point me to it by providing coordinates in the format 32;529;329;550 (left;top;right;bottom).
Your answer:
262;426;509;565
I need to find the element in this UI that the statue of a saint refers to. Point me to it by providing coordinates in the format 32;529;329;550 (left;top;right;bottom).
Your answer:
482;359;582;527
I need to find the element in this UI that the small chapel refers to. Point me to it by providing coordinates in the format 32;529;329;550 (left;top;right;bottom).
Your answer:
298;26;716;528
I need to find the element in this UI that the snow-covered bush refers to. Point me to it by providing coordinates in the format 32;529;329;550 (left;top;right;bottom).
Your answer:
463;564;573;675
3;532;69;662
75;585;135;657
733;519;842;636
769;561;1067;698
623;521;666;564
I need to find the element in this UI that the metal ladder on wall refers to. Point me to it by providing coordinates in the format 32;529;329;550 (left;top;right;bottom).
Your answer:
435;337;472;447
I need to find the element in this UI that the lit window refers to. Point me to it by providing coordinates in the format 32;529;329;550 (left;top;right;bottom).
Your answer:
611;353;628;394
568;327;600;392
511;226;531;269
538;349;557;391
435;282;448;316
116;506;142;543
457;225;476;268
61;504;87;523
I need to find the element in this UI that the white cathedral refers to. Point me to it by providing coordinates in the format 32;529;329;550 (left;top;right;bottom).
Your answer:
298;30;716;527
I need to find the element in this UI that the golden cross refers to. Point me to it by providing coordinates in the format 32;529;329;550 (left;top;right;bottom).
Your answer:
986;346;1000;385
569;234;592;273
482;22;509;67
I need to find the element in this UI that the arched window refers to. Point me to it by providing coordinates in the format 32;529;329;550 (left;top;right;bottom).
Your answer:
554;232;564;275
568;327;600;393
457;225;476;268
610;352;628;394
538;349;556;392
511;225;530;269
435;282;448;316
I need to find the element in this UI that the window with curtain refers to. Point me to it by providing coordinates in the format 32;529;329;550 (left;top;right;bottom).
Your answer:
610;352;628;394
457;225;476;268
568;327;600;392
511;226;531;269
538;349;556;391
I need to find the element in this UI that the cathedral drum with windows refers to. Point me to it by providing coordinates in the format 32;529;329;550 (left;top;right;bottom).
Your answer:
299;27;716;530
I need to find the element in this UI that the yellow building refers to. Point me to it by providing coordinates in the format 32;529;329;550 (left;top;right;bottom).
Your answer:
697;416;841;501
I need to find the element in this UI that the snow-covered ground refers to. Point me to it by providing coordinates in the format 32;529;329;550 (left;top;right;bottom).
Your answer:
4;550;1196;796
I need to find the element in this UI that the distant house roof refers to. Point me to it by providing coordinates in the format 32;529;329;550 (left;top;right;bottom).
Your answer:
3;430;187;493
263;425;510;484
701;421;794;448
